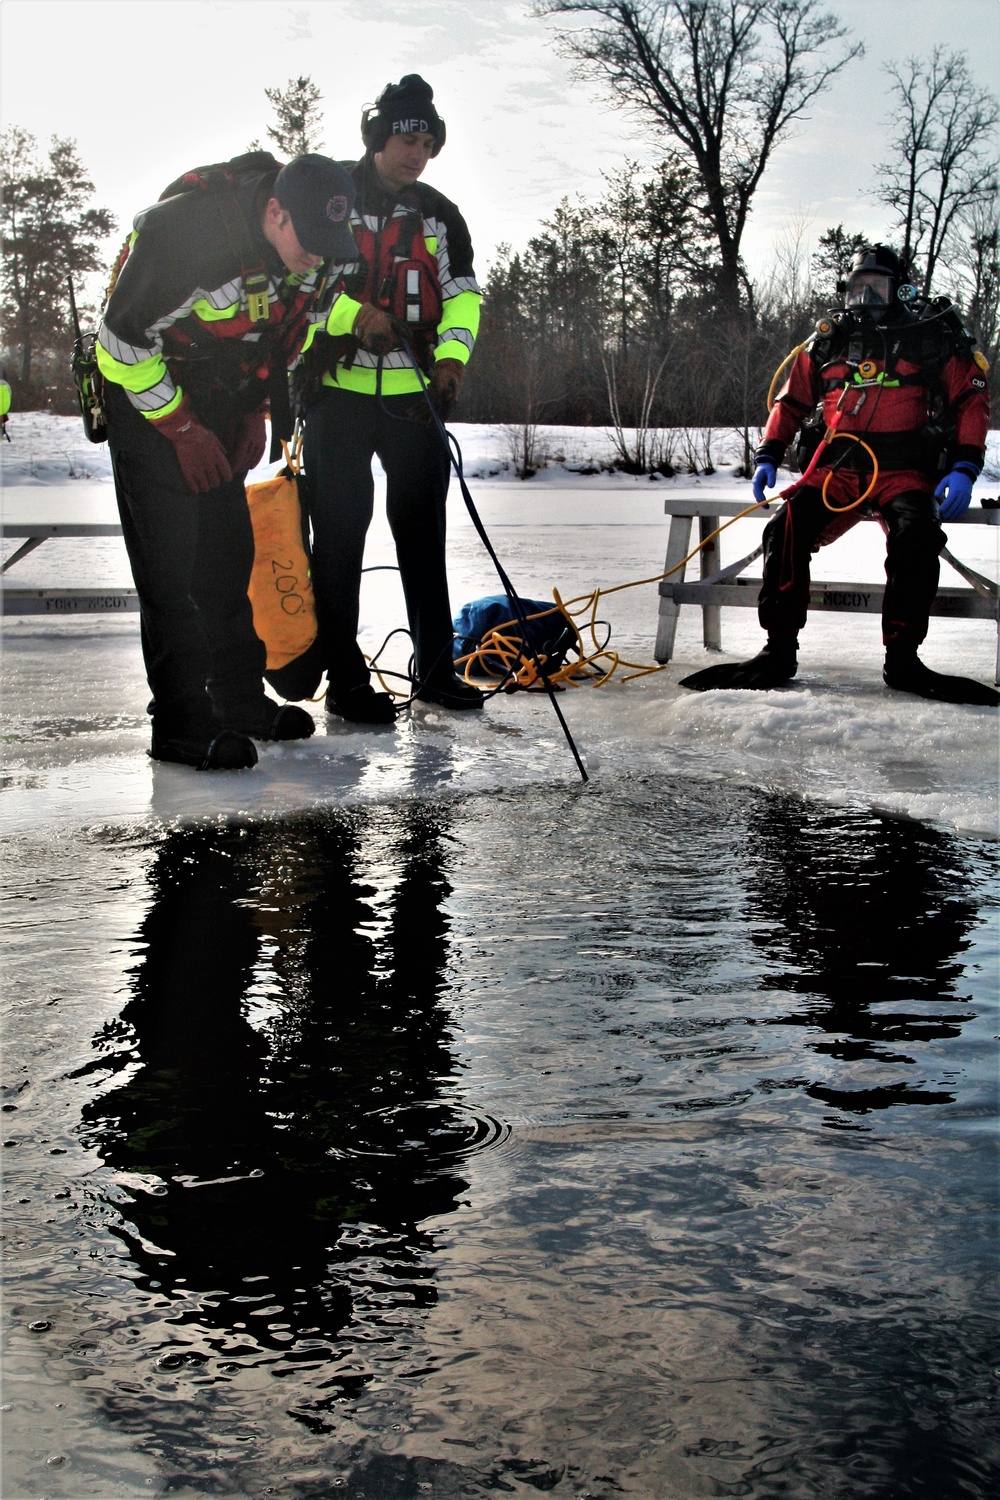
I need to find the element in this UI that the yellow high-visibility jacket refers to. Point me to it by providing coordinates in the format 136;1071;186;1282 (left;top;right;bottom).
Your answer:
314;155;481;397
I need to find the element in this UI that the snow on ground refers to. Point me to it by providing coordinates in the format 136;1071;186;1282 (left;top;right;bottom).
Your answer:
2;415;998;839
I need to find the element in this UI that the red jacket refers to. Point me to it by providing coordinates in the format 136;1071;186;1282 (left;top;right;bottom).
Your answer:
759;305;990;505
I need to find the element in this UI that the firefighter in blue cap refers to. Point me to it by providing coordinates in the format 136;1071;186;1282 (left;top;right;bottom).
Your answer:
98;154;361;768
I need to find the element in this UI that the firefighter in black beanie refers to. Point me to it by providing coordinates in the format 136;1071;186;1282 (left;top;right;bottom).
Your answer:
301;75;484;722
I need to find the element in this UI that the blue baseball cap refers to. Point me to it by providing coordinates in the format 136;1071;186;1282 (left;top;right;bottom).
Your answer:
272;155;357;260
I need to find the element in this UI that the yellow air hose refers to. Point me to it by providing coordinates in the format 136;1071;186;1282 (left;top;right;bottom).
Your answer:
819;433;879;511
438;494;784;692
769;335;880;512
367;338;881;697
439;430;880;694
767;341;808;411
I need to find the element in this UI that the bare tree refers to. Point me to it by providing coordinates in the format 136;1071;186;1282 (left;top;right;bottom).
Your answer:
753;214;814;326
251;76;324;157
601;340;672;472
949;201;1000;378
535;0;862;314
878;48;999;294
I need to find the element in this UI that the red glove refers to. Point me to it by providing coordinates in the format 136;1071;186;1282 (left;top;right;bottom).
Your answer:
152;397;233;493
227;409;268;474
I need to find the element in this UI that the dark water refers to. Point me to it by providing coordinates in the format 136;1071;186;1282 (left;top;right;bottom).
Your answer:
2;777;998;1498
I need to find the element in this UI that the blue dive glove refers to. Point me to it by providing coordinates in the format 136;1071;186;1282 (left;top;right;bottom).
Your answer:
935;464;977;521
752;459;777;505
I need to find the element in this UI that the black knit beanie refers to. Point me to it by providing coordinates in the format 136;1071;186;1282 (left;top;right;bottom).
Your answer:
362;75;444;154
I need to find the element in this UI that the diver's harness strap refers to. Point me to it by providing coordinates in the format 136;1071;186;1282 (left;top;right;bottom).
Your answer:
784;299;972;478
818;426;951;475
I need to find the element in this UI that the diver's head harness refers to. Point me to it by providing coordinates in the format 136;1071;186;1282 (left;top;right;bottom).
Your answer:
837;243;918;322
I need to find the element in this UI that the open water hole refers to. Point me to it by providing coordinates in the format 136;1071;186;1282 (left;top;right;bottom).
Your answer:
1;774;998;1499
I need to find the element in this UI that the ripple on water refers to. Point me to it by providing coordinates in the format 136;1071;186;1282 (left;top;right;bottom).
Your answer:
340;1101;512;1160
1;779;997;1498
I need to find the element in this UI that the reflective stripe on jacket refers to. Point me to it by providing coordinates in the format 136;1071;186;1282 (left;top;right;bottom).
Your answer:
316;156;481;396
96;177;335;423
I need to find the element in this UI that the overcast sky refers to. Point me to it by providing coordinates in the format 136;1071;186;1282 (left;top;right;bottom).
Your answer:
2;0;998;290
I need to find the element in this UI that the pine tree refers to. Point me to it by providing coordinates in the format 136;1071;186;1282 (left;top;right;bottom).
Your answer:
253;76;325;158
811;226;872;299
0;128;115;395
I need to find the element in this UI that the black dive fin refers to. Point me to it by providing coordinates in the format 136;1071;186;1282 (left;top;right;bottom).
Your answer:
679;661;755;691
883;662;1000;706
679;651;797;692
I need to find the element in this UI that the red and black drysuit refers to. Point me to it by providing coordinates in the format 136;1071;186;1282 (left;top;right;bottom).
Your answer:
301;155;481;696
98;169;330;740
755;305;990;651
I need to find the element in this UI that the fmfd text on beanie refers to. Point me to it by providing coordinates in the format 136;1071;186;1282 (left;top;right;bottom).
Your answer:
361;76;445;155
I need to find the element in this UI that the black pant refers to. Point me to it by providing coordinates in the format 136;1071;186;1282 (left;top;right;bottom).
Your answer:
758;486;946;649
302;385;454;692
106;384;266;735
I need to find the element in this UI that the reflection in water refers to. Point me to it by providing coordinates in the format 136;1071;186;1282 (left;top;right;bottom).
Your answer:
18;780;990;1498
80;807;466;1411
744;799;984;1112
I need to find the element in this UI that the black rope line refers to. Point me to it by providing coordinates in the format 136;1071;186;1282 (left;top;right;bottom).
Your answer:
372;340;589;782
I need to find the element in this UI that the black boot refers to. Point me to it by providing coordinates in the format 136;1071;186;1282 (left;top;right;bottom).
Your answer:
325;680;397;725
883;648;1000;707
679;635;798;692
225;697;315;740
415;669;485;710
150;727;258;771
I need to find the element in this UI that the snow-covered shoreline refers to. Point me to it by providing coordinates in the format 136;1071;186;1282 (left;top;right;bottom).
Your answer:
4;412;1000;488
2;415;998;840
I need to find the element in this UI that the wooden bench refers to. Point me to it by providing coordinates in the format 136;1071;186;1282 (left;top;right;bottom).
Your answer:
1;523;139;615
5;509;999;683
654;497;1000;683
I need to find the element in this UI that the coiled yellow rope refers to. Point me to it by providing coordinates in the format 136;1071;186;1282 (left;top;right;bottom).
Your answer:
451;495;780;690
447;425;881;693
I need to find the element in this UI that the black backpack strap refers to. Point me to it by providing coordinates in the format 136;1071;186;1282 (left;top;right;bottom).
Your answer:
210;187;276;323
268;360;293;460
390;189;424;260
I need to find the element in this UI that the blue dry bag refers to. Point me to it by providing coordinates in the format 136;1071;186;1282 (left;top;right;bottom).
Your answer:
452;595;577;678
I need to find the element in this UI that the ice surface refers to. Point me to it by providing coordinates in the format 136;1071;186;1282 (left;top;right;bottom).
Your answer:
2;415;998;838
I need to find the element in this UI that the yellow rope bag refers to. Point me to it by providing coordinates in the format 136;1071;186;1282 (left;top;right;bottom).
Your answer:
245;441;318;673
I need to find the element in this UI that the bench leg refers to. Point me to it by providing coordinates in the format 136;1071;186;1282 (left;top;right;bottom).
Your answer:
2;537;46;573
654;514;693;663
699;514;722;651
